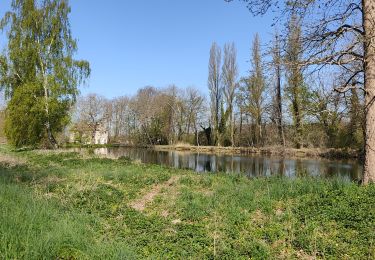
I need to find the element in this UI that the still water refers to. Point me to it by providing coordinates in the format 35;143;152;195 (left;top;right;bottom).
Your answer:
93;147;362;181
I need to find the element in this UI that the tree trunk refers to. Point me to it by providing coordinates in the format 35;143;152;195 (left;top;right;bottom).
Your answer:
292;88;302;149
363;0;375;184
42;73;58;149
231;112;235;147
257;115;262;147
239;110;243;135
276;56;285;147
214;98;220;146
195;126;199;146
46;122;58;149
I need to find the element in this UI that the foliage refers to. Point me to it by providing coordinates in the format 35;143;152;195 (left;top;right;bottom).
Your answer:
4;81;72;147
4;84;45;147
0;0;90;148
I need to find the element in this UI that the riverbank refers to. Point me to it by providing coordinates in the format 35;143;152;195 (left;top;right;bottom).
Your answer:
64;143;363;160
154;144;361;159
64;143;361;160
0;145;373;259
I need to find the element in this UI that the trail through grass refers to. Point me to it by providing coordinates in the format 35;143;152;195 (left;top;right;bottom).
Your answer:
0;145;374;259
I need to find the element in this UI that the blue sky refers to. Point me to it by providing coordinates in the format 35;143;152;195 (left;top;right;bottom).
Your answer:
0;0;275;98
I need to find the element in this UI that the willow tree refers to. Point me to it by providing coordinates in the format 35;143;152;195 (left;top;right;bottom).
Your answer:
0;0;90;148
226;0;375;184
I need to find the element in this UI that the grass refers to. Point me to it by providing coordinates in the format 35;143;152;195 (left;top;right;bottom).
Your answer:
0;145;374;259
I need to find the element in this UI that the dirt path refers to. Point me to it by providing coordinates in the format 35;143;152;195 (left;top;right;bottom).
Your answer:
129;175;180;212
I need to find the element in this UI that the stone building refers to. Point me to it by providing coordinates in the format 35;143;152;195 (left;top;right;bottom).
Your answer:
69;122;109;145
93;123;109;145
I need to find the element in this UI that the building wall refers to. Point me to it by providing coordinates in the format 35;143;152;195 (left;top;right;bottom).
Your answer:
94;130;108;144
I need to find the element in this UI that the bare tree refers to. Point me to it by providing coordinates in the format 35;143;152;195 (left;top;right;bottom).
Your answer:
174;90;188;141
185;87;205;145
208;42;222;145
77;94;109;143
222;42;239;146
238;34;266;147
159;85;179;145
225;0;375;183
111;96;130;141
250;34;266;146
310;79;346;147
132;86;161;145
271;32;285;146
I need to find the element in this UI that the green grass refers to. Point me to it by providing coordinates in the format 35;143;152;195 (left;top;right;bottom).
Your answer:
0;145;374;259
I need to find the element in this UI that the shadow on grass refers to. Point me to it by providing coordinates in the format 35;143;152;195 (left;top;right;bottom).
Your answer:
0;163;39;184
0;162;137;259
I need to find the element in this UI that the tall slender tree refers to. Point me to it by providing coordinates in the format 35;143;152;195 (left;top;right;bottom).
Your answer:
250;34;266;146
271;32;285;146
222;42;238;146
208;42;222;146
285;15;305;149
238;34;266;146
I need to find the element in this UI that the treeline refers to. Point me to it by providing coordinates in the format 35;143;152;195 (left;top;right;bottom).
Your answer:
74;84;363;149
0;0;365;151
73;86;207;145
73;24;364;149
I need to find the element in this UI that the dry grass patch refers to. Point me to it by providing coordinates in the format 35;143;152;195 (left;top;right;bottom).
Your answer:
0;153;26;167
129;175;180;212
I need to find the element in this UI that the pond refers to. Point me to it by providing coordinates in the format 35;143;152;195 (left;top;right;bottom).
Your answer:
91;147;362;181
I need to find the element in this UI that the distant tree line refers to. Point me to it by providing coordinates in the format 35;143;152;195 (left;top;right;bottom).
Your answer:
73;86;207;146
73;28;364;150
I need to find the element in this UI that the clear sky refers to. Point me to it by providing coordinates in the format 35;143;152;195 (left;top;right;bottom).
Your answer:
0;0;275;98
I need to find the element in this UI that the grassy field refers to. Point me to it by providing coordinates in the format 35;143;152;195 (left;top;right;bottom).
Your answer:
0;145;374;259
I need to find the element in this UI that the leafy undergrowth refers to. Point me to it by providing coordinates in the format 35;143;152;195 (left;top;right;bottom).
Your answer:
0;145;374;259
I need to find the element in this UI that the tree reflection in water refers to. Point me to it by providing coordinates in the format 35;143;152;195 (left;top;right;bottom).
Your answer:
91;147;361;181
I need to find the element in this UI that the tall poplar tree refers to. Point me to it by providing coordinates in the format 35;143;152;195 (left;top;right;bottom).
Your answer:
271;32;285;146
238;34;266;147
285;15;305;149
222;42;238;146
208;42;222;146
0;0;90;148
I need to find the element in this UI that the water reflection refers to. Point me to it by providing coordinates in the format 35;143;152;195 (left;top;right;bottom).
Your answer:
93;147;362;181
